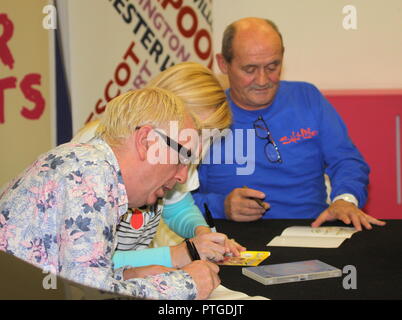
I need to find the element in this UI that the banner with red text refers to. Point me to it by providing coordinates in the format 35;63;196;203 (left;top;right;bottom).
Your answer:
0;0;54;186
57;0;213;134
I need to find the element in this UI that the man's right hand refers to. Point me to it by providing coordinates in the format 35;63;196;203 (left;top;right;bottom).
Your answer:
181;260;220;300
224;187;270;221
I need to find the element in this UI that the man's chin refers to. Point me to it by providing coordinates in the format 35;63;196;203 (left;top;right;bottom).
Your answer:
147;193;164;205
250;94;277;109
250;87;278;105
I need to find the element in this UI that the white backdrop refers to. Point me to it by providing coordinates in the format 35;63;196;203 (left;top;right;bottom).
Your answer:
212;0;402;90
57;0;214;134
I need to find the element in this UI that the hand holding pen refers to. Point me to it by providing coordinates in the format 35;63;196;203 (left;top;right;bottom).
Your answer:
242;186;266;208
184;203;246;263
223;186;270;222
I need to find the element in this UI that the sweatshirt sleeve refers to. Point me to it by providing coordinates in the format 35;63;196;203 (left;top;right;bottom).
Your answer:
313;86;370;208
112;193;210;271
191;164;228;219
162;192;209;238
112;246;173;269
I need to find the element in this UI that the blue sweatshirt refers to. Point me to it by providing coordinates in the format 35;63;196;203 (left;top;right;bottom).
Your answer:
192;81;369;219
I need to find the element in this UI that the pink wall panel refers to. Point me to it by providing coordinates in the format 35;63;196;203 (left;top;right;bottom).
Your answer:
324;91;402;219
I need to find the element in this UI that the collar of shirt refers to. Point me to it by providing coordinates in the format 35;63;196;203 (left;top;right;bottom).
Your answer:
90;138;129;222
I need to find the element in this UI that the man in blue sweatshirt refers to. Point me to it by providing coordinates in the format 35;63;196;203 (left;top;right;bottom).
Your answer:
192;17;385;231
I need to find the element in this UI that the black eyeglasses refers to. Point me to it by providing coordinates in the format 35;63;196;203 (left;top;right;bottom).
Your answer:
153;129;193;165
253;116;282;163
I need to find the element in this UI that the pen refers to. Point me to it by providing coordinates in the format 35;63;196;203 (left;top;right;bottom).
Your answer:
204;203;217;232
185;239;200;260
243;185;265;208
191;241;200;260
204;203;233;259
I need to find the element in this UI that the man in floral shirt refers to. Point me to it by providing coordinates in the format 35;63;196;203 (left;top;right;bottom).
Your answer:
0;88;220;300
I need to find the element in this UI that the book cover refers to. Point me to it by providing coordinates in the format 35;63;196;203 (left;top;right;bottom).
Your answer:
218;251;271;266
242;259;342;285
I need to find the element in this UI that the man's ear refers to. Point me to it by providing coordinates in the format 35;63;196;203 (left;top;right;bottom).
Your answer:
133;126;153;162
216;53;229;74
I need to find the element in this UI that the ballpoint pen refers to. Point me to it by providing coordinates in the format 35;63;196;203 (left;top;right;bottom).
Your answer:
185;238;200;261
204;203;217;232
243;185;265;208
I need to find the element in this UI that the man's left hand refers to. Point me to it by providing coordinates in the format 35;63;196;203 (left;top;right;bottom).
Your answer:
311;199;386;231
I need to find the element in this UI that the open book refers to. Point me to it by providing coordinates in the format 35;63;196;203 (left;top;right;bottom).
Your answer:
208;285;269;300
266;226;358;248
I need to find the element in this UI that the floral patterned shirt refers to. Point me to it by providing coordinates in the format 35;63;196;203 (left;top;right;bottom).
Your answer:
0;139;197;300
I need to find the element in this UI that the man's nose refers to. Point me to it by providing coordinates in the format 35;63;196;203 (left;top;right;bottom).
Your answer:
175;164;189;184
255;69;270;86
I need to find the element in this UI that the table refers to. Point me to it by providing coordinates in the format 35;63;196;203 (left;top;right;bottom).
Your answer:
216;219;402;300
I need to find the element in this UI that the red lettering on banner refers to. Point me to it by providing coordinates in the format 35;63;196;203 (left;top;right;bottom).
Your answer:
0;13;15;70
159;0;183;10
115;62;131;86
0;14;46;124
88;1;213;123
114;0;211;67
105;80;120;103
19;73;45;120
0;77;17;123
207;55;213;69
158;1;212;64
89;41;141;122
124;41;140;64
154;12;172;38
177;6;198;37
94;98;106;115
194;28;211;60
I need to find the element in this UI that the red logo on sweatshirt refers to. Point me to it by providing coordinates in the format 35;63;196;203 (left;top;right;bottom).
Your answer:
279;128;318;145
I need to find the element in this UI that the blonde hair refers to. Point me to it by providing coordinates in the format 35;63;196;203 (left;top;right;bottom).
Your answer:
147;62;231;130
96;87;186;146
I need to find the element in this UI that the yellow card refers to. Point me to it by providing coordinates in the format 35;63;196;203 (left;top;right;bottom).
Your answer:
218;251;271;266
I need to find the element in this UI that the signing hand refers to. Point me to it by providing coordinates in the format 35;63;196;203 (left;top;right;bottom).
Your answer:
181;260;220;300
192;231;246;262
194;226;246;257
224;187;270;222
311;199;386;231
223;237;246;257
